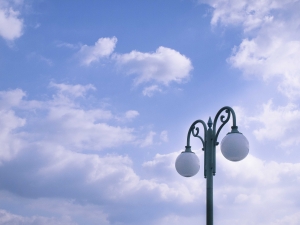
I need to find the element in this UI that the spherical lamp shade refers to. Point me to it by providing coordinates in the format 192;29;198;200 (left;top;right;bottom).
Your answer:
221;133;249;161
175;152;200;177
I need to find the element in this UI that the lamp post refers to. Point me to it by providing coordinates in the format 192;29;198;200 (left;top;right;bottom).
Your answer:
175;106;249;225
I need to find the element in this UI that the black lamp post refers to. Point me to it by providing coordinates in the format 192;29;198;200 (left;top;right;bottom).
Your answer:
175;106;249;225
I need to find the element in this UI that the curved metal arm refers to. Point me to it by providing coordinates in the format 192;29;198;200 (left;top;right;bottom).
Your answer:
186;120;208;148
213;106;237;145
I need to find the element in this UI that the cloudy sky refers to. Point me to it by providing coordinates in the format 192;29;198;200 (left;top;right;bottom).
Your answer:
0;0;300;224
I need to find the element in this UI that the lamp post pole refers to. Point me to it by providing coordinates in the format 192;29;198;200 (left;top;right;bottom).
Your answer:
206;119;214;225
175;106;249;225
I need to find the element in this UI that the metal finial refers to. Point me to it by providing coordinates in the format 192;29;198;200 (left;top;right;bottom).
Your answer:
207;117;213;128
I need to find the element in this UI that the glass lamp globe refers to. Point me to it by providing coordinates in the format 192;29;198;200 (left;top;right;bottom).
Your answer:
175;149;200;177
220;132;249;161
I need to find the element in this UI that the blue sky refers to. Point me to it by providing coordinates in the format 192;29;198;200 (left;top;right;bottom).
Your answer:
1;0;300;224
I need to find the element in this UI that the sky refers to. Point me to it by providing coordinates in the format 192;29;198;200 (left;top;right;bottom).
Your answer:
0;0;300;224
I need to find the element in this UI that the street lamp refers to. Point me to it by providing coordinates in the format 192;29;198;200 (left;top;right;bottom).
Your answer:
175;106;249;225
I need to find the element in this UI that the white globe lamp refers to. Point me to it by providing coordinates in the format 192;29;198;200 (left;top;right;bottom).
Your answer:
220;132;249;161
175;147;200;177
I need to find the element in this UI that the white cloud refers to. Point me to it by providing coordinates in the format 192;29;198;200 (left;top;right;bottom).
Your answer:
143;153;175;169
142;150;300;224
154;214;202;225
271;212;300;225
76;37;192;96
142;151;205;202
0;89;26;163
45;116;134;151
229;30;300;99
142;85;162;97
44;84;135;151
27;52;53;66
140;131;156;147
0;209;76;225
114;46;193;86
0;3;23;41
160;130;168;142
0;88;25;109
50;82;96;98
0;109;25;163
114;110;139;122
201;0;294;31
232;105;250;129
0;84;136;153
77;37;117;66
0;148;203;225
0;129;203;223
200;0;300;156
125;110;139;120
2;99;300;225
211;151;300;224
234;193;261;204
230;102;300;148
56;41;79;49
202;0;300;99
247;100;300;148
